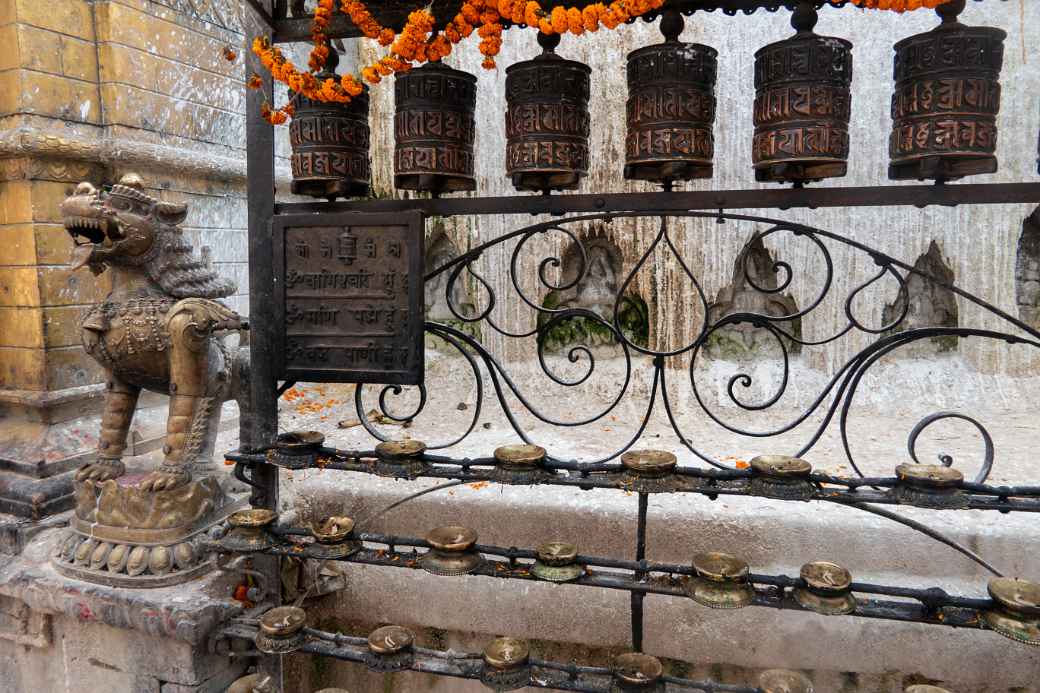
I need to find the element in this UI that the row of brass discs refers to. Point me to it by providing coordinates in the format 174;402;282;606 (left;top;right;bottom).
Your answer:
265;432;981;508
289;0;1006;199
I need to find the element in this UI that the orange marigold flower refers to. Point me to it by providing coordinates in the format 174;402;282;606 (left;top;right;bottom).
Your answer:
247;73;263;89
222;46;237;61
550;5;567;33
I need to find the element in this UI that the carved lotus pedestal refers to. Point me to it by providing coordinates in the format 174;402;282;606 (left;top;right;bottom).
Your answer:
53;473;237;587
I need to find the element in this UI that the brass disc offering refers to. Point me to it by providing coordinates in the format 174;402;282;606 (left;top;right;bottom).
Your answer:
419;525;483;576
620;450;679;493
893;463;967;509
531;541;583;583
374;439;428;480
481;637;531;691
758;669;814;693
982;577;1040;645
256;606;307;654
366;625;416;672
749;455;815;500
493;443;548;485
687;552;754;609
309;515;360;560
269;430;326;469
611;652;664;691
793;561;856;616
904;687;954;693
222;508;278;552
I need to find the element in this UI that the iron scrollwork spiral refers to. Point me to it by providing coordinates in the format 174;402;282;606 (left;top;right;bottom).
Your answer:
355;211;1039;483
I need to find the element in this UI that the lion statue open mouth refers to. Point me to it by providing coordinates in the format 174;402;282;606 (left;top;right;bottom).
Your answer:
61;173;247;493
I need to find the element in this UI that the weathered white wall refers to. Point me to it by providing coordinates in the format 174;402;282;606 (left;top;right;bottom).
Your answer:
358;2;1040;387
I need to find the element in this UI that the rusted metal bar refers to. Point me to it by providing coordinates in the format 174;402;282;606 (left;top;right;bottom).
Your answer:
272;182;1040;218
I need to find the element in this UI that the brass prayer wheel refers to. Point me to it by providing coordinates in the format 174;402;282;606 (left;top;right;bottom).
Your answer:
625;10;716;184
620;449;678;493
394;62;477;193
419;525;483;576
289;48;370;200
889;0;1005;182
506;32;591;193
752;2;852;184
982;577;1040;645
309;515;360;559
256;606;307;654
481;637;531;691
759;670;814;693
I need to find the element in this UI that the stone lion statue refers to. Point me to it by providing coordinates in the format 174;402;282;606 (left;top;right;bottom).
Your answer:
61;173;247;493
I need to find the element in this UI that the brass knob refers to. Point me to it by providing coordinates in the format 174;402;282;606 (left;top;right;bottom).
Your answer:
759;669;813;693
800;561;852;595
275;430;325;449
904;687;954;693
483;637;530;670
494;444;546;468
692;552;749;583
612;652;663;686
311;515;354;544
228;508;277;528
537;541;578;567
895;463;963;488
376;439;427;460
259;606;306;638
751;455;812;477
427;525;477;552
368;625;414;655
621;450;677;477
988;577;1040;616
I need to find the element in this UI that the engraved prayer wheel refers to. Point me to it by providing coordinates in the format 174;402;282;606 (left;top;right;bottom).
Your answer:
752;2;852;184
394;62;477;193
290;48;371;200
889;0;1005;181
625;10;717;184
506;32;591;193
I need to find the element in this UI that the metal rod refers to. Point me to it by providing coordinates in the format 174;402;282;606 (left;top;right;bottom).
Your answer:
631;492;649;652
273;182;1040;218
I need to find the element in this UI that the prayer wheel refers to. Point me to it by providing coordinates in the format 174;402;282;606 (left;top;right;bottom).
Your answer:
625;10;717;184
889;0;1006;181
752;2;852;184
506;32;591;193
394;62;477;193
289;48;371;200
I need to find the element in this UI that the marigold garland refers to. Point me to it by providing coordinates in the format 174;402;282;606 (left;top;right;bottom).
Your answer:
250;0;954;123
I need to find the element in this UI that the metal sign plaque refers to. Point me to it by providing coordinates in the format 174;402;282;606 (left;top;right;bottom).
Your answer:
273;211;424;385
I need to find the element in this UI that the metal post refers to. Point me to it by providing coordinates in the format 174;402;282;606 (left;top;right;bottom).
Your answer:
631;492;649;652
244;3;282;690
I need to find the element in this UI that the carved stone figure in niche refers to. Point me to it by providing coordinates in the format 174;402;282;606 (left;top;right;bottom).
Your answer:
539;233;649;350
1015;209;1040;329
425;230;475;322
706;235;801;359
882;240;958;353
53;174;248;587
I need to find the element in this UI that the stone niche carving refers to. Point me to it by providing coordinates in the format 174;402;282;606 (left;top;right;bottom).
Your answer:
538;231;649;351
1015;209;1040;329
51;174;247;587
706;235;801;358
424;229;480;349
882;240;959;353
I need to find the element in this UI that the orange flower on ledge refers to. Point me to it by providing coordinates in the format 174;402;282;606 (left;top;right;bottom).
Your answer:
841;0;953;10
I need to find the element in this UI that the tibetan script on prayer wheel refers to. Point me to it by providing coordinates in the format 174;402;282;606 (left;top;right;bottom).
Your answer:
505;33;591;193
752;4;852;184
289;49;371;200
625;10;717;184
274;212;424;385
888;1;1005;182
394;62;477;194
